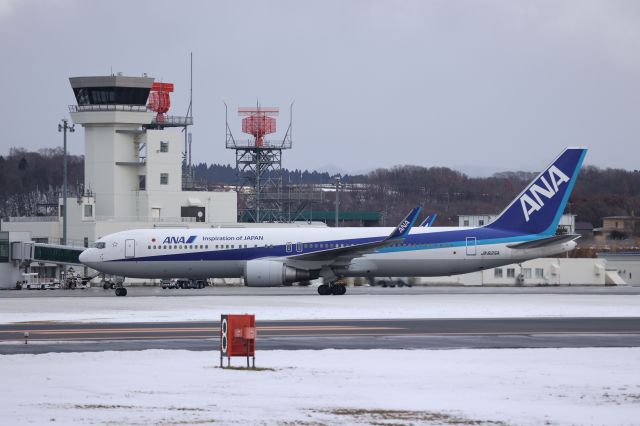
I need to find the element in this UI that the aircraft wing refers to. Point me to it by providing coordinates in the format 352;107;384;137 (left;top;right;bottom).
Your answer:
285;206;422;263
507;234;580;249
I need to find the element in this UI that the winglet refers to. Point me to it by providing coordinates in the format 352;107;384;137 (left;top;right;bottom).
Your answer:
419;214;432;227
420;213;437;227
388;207;422;240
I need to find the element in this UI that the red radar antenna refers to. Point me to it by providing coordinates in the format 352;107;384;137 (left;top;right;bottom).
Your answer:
239;106;279;147
147;82;174;124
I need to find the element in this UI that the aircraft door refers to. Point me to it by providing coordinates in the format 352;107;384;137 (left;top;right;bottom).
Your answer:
125;239;135;258
465;237;477;256
286;242;292;253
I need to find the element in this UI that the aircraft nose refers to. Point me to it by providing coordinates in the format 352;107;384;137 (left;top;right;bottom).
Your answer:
79;249;92;265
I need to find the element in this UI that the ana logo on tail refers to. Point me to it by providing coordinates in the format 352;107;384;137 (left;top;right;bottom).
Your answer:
519;165;570;222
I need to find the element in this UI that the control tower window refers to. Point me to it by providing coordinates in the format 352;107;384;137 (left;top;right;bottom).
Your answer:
160;141;169;153
72;87;150;106
160;173;169;185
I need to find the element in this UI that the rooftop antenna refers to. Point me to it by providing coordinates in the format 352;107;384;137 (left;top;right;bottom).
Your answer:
186;52;193;119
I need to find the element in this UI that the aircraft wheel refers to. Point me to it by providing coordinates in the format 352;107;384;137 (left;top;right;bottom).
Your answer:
115;288;122;296
339;285;347;295
317;284;330;295
121;288;127;296
331;285;344;296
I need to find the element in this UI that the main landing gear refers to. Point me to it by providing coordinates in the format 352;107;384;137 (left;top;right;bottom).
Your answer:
317;283;346;296
114;286;127;297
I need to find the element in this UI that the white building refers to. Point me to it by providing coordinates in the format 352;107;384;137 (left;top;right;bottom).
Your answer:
2;75;237;249
0;231;34;288
458;213;576;234
411;257;622;286
597;253;640;286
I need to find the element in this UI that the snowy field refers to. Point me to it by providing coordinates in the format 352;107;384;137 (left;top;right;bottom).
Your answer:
1;348;638;425
1;293;640;324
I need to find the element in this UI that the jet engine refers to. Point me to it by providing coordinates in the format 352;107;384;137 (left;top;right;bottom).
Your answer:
244;260;313;287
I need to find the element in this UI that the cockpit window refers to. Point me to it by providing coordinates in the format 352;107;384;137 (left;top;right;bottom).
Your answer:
93;242;106;249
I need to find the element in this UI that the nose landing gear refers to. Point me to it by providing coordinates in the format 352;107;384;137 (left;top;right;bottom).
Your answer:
114;286;127;296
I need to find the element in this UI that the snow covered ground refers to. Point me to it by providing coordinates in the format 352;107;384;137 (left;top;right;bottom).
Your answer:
1;293;639;324
1;348;638;425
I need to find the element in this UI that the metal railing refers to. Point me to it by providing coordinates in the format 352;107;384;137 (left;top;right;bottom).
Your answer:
226;139;292;149
151;115;193;126
69;104;149;113
7;216;59;222
95;216;196;223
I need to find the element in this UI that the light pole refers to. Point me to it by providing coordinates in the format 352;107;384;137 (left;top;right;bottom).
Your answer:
58;119;74;246
334;175;341;227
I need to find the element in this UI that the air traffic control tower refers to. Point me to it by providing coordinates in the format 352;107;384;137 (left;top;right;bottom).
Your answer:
69;75;157;219
2;74;237;252
68;75;236;223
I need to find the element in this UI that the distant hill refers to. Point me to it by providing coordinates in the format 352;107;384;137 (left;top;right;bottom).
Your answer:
1;148;639;229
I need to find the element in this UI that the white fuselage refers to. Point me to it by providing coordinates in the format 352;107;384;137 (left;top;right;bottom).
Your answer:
79;226;576;281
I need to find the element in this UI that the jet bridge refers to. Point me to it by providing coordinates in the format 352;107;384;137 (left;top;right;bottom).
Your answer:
32;243;85;265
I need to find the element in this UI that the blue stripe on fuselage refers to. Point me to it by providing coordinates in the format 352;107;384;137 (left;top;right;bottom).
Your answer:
113;227;538;263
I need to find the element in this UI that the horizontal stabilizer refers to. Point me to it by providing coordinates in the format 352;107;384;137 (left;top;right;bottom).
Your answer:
507;234;580;249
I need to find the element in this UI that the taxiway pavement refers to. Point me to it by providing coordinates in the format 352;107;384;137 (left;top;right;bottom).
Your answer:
2;317;639;354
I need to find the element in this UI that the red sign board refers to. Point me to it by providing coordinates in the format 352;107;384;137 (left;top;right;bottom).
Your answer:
220;314;256;357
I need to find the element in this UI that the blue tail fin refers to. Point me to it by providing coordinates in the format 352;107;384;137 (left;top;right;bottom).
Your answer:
486;147;587;236
419;214;432;227
419;213;437;227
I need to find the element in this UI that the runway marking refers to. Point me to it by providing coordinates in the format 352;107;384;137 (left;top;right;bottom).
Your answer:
1;325;401;335
3;331;640;343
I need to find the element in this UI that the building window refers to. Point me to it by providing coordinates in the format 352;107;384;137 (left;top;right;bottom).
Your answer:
160;173;169;185
0;243;8;263
84;204;93;218
463;220;469;226
523;268;532;279
0;233;8;263
160;141;169;153
494;268;503;278
506;268;515;278
139;175;146;191
535;268;544;278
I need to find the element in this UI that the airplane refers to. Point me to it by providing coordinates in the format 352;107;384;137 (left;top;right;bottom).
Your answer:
419;213;437;227
80;147;587;296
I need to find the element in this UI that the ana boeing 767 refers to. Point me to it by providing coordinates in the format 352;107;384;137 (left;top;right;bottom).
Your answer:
80;147;587;296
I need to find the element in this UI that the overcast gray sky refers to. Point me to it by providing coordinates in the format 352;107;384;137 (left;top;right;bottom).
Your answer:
1;0;638;175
